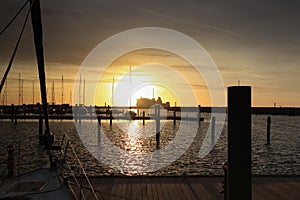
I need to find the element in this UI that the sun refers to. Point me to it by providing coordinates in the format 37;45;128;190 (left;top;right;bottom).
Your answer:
94;49;208;107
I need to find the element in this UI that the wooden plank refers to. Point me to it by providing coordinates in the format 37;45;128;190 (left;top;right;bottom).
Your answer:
158;177;170;199
187;177;214;199
120;178;129;199
132;177;143;199
141;177;148;200
177;177;198;200
145;177;154;200
108;178;120;200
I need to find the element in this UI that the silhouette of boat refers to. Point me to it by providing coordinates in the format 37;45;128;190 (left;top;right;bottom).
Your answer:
125;110;137;119
0;1;98;199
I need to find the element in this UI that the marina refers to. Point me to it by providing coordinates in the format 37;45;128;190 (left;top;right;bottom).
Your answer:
0;0;299;199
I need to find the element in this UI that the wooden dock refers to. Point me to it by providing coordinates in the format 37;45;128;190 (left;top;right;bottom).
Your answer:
75;176;300;200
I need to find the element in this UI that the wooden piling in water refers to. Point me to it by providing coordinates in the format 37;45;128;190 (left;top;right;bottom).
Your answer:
227;86;252;200
198;105;201;124
173;111;176;127
79;115;81;125
211;116;215;146
156;105;160;149
14;107;17;125
109;110;112;126
143;111;145;125
267;116;271;145
74;104;78;124
97;116;101;146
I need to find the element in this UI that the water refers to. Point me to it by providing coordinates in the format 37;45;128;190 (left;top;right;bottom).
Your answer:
0;114;299;177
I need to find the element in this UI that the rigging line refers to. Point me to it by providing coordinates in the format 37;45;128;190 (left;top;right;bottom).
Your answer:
0;0;29;36
0;2;31;94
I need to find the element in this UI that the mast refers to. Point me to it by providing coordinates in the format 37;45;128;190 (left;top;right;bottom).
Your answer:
79;74;81;105
153;88;154;99
83;78;85;105
32;80;34;104
129;66;132;108
51;80;55;104
61;75;64;105
30;0;52;146
19;73;21;105
112;77;114;106
21;79;24;105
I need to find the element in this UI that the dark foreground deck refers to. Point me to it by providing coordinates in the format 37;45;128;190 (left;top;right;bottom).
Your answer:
77;176;300;200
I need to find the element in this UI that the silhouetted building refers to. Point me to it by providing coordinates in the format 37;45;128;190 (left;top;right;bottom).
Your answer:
136;97;170;108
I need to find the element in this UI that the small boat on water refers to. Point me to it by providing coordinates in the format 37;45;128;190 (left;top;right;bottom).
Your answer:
125;110;137;119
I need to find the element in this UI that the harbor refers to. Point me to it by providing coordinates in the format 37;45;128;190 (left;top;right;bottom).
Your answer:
0;0;299;199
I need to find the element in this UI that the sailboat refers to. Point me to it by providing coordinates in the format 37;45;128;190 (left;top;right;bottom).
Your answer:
0;1;98;199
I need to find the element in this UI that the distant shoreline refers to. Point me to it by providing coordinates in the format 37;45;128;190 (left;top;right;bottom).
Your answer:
1;104;300;116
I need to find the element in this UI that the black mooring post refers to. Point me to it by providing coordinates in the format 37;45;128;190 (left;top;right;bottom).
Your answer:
109;110;112;126
267;116;271;145
211;116;216;146
173;111;176;127
227;86;252;200
156;105;160;149
198;105;201;124
97;116;101;146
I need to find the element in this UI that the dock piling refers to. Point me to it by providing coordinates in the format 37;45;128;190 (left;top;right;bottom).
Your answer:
156;105;160;149
198;105;201;124
173;111;176;127
211;116;215;146
110;110;112;126
227;86;252;200
11;104;14;123
74;104;78;124
143;111;145;125
97;116;101;146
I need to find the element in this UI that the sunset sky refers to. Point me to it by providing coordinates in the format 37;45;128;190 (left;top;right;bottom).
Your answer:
0;0;299;107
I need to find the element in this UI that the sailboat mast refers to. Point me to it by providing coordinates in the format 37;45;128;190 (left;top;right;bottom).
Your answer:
61;75;64;105
129;66;132;108
52;80;55;104
30;0;52;143
19;73;21;105
83;78;85;106
32;80;33;104
112;77;114;106
79;74;81;105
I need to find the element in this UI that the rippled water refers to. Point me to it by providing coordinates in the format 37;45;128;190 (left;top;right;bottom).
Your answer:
0;114;299;177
